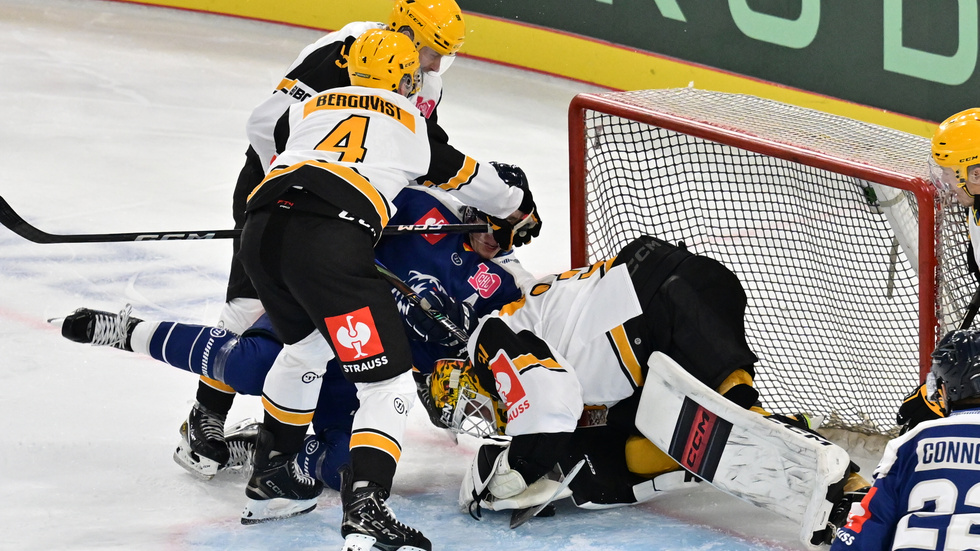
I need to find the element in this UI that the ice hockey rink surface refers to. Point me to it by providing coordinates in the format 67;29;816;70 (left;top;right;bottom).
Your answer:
0;1;885;549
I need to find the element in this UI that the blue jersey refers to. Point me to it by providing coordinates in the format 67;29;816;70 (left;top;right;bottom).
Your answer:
377;186;532;372
831;410;980;551
143;185;530;432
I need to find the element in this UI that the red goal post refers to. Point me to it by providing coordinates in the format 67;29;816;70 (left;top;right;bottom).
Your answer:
567;88;970;435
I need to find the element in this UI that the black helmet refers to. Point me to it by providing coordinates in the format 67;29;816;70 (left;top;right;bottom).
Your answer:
932;330;980;403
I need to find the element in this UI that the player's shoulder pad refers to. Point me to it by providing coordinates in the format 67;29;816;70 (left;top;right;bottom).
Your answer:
315;21;385;46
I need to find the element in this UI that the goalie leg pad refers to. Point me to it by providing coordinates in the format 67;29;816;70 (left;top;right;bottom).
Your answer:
636;352;850;551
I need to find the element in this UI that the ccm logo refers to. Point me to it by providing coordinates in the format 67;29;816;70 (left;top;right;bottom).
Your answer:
135;233;216;241
668;397;732;482
684;407;717;472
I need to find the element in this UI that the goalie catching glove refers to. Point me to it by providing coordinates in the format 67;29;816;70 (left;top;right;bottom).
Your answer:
896;381;944;434
459;440;571;517
486;162;541;250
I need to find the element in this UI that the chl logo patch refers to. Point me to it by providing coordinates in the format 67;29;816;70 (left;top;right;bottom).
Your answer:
324;306;384;362
488;351;530;423
415;207;449;245
666;397;732;482
468;264;502;299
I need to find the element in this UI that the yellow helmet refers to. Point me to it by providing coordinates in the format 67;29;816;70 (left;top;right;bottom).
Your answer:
429;358;506;437
388;0;465;57
932;108;980;185
347;28;421;97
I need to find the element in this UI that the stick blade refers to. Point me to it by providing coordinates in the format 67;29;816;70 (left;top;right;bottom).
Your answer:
509;459;585;529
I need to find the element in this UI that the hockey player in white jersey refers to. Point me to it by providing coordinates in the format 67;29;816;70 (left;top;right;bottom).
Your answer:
932;108;980;282
185;0;541;480
236;29;536;551
438;235;869;546
832;329;980;551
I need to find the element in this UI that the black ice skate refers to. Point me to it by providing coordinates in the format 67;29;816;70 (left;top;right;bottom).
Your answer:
59;305;141;351
340;464;431;551
173;402;231;479
241;427;322;525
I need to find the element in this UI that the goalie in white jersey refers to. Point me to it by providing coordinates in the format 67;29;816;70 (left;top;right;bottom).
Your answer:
237;29;531;551
430;235;869;541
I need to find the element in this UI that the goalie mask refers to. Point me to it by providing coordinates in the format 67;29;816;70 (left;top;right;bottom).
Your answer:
931;108;980;190
347;29;422;98
430;358;506;437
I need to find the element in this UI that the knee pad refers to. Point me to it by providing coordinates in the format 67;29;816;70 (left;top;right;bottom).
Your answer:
624;435;680;477
716;368;759;409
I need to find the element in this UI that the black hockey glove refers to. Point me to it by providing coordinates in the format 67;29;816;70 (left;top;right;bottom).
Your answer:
896;382;944;434
487;161;541;250
401;285;475;349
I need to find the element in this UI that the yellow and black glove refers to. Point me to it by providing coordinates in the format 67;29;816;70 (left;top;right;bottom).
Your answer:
896;382;944;435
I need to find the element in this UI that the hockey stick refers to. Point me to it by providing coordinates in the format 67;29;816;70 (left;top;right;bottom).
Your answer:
961;284;980;330
375;261;470;344
509;459;585;529
0;195;489;244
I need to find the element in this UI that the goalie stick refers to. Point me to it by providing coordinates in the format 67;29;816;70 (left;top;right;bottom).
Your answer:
961;284;980;330
509;459;585;529
0;195;489;244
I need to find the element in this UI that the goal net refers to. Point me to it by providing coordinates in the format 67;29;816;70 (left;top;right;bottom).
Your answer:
568;88;972;435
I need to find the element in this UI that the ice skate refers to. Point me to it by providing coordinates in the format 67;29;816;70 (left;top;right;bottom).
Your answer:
59;304;141;351
340;465;431;551
222;418;260;472
173;402;230;480
241;426;322;525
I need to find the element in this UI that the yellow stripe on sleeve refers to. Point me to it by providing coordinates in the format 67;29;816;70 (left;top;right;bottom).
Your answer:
609;325;644;387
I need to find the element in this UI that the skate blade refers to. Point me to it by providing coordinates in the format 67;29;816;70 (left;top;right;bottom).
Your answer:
173;443;220;480
342;533;429;551
240;497;317;525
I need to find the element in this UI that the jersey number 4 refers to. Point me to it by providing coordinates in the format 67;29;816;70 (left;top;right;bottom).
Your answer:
316;115;369;163
896;478;980;550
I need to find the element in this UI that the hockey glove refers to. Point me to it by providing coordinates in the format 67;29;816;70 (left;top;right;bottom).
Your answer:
487;161;541;250
896;382;944;434
401;285;475;349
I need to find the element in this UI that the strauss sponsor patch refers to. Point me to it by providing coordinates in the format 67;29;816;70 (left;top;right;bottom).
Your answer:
488;350;530;422
325;307;385;366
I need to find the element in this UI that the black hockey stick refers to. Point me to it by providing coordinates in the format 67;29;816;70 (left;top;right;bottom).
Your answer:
375;261;469;344
961;284;980;330
0;195;488;244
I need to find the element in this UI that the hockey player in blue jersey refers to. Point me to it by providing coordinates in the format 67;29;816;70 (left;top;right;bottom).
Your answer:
831;329;980;551
57;183;534;490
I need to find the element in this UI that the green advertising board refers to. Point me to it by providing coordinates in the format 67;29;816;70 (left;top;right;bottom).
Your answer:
458;0;977;124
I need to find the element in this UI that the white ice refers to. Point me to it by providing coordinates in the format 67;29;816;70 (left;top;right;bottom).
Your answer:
0;1;886;549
